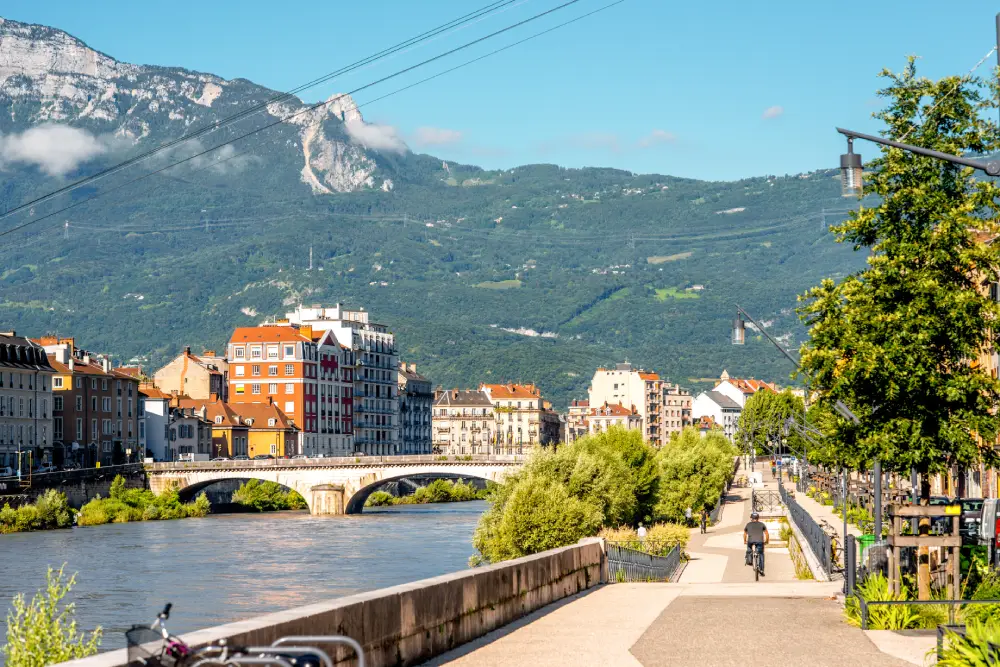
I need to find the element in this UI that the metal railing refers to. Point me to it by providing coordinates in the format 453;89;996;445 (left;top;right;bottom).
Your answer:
605;542;681;582
780;485;833;575
752;489;782;513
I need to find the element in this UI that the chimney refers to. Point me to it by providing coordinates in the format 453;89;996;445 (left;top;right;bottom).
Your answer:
203;350;216;357
82;353;90;365
453;389;458;400
68;357;74;372
101;357;111;373
0;331;14;336
184;346;191;355
268;396;273;405
199;405;208;420
210;392;218;402
55;346;69;365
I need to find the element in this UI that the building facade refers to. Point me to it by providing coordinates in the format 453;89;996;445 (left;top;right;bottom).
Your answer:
588;363;691;446
227;324;318;456
37;336;140;466
0;332;54;470
167;407;213;460
432;389;495;455
284;304;397;455
691;390;742;441
480;383;559;453
153;347;228;401
588;401;643;434
139;384;172;461
565;399;590;444
398;363;432;454
231;402;299;458
311;330;354;457
713;370;777;409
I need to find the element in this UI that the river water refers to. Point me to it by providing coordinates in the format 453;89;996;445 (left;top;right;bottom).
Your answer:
0;502;486;660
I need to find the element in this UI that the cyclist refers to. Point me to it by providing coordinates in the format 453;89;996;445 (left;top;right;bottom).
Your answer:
744;511;769;576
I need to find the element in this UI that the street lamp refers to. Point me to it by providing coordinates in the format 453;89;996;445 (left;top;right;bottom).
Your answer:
840;136;863;197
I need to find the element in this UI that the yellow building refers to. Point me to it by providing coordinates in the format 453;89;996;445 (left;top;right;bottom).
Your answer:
176;398;249;458
231;401;298;458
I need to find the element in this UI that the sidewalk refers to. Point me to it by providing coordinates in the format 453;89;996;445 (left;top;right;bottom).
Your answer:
427;477;916;667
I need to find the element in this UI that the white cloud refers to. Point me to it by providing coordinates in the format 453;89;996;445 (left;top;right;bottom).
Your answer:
344;119;408;154
762;105;784;120
636;129;677;148
414;126;463;146
0;124;110;176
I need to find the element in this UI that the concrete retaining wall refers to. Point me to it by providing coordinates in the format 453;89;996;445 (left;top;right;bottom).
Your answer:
57;539;605;667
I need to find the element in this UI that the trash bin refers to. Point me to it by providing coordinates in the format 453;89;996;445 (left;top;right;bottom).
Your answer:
857;534;876;561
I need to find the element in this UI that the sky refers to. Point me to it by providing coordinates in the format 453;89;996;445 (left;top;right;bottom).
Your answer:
3;0;999;181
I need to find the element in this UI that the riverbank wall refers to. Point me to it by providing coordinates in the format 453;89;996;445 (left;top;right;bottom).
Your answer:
0;468;146;509
57;538;605;667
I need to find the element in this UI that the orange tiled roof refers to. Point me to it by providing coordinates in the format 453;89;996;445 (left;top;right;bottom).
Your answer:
590;401;638;417
175;398;244;427
638;372;660;381
114;366;143;378
697;415;717;429
481;383;542;399
47;355;111;377
139;384;174;400
229;402;297;430
723;378;778;394
229;326;311;344
570;399;590;407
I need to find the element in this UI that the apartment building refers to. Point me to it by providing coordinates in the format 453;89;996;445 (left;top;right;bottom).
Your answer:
153;347;228;401
691;390;742;441
398;363;432;454
284;304;397;455
588;401;642;435
565;399;590;444
588;363;692;446
311;329;354;457
227;325;318;456
0;332;54;470
37;336;140;466
432;389;495;455
230;401;299;458
139;384;173;461
480;383;559;453
713;370;777;408
167;406;213;460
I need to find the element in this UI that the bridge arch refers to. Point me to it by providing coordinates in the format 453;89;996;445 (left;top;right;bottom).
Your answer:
344;471;493;514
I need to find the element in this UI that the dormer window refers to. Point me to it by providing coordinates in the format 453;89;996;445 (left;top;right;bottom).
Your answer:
214;416;223;425
268;418;276;427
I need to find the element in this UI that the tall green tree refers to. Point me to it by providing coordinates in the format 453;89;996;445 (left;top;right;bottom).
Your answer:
735;389;807;458
798;57;1000;490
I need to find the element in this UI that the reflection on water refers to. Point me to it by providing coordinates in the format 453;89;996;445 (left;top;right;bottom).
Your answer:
0;502;486;660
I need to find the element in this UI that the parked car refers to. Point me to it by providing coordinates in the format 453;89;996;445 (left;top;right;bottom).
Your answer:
958;498;985;544
33;465;57;474
210;457;230;461
232;455;250;461
252;454;275;460
290;455;308;460
61;462;81;470
0;466;14;477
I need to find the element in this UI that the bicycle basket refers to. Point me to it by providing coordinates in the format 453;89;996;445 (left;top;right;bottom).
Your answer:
126;626;173;667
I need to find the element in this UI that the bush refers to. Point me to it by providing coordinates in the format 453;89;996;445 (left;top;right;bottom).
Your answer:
844;573;919;630
365;491;395;507
0;491;74;534
937;619;1000;666
645;523;689;555
232;480;306;512
2;565;102;667
78;476;214;525
965;568;1000;625
654;429;735;523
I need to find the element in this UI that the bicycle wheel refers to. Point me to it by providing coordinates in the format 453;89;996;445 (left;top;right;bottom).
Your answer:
126;627;170;667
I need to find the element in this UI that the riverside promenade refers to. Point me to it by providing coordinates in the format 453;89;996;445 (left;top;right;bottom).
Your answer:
426;468;920;667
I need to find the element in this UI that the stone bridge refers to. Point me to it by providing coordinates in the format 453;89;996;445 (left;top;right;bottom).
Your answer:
144;455;525;515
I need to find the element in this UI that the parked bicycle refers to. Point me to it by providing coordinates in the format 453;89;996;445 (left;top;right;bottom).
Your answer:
126;604;366;667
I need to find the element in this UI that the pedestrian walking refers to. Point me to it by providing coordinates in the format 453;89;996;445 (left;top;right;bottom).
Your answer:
685;506;692;527
699;508;708;534
637;522;647;543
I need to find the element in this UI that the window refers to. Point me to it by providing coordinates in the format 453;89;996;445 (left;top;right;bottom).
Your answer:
250;346;262;359
103;397;111;412
53;376;64;389
215;416;223;425
102;419;111;435
285;402;295;414
252;365;260;376
76;418;83;440
270;443;278;455
251;384;261;395
72;395;80;411
103;441;111;452
267;345;279;359
92;396;97;411
18;398;23;417
92;419;97;439
138;399;145;418
268;418;277;427
269;383;278;394
285;364;294;376
128;398;133;417
117;420;122;436
284;344;295;358
285;383;294;394
235;384;245;395
269;365;278;376
54;417;63;440
102;379;108;391
234;347;245;359
54;396;64;411
139;421;145;440
235;366;245;377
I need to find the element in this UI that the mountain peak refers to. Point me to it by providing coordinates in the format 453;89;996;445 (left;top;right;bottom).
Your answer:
0;16;133;85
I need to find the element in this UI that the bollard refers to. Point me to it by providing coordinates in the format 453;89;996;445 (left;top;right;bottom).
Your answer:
845;534;857;596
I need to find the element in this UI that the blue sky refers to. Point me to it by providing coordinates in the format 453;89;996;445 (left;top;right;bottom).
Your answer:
4;0;998;181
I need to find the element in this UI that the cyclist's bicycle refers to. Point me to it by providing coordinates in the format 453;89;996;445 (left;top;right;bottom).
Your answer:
126;603;366;667
749;543;763;581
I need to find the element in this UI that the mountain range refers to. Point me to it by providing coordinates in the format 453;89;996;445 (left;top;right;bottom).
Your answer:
0;17;866;408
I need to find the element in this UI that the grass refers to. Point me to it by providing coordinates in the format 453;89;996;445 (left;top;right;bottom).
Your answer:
647;252;693;264
654;287;700;301
474;279;523;289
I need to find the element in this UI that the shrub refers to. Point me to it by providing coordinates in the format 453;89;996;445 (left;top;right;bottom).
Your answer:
365;491;395;507
645;523;690;555
937;619;1000;666
844;573;919;630
0;491;74;534
965;568;1000;625
232;479;306;512
2;565;102;667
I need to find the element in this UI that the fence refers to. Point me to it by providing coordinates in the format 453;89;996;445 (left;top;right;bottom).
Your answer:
605;542;681;582
752;490;782;513
780;485;834;576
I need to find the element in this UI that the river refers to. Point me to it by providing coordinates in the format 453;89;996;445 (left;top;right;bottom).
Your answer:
0;502;486;661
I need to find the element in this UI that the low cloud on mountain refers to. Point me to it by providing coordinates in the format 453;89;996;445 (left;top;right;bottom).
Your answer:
0;123;111;176
413;127;464;147
344;119;408;154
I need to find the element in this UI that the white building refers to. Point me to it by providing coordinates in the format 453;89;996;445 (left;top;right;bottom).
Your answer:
588;401;642;435
285;304;398;455
588;363;691;446
691;390;742;441
139;385;173;461
713;370;778;409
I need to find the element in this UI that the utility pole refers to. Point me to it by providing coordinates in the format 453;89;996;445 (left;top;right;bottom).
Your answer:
308;246;313;271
